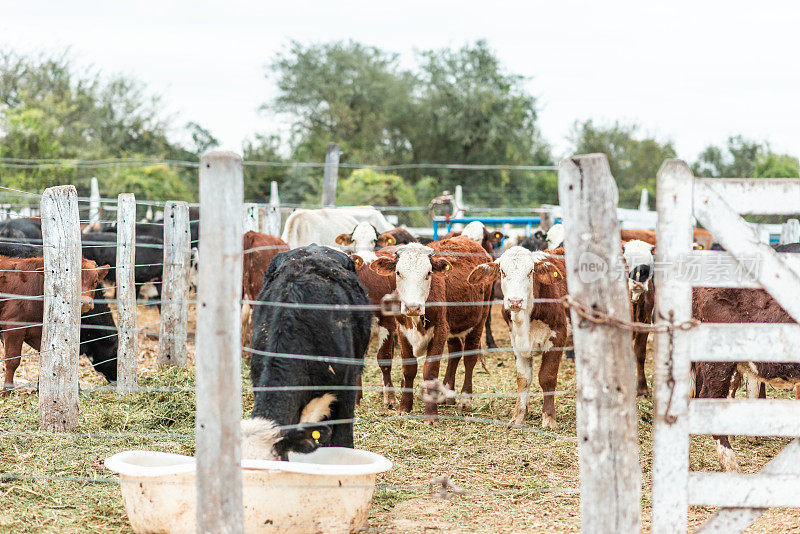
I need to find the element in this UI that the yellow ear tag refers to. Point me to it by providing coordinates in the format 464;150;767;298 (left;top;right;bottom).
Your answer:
445;264;450;271
553;271;558;278
312;430;321;440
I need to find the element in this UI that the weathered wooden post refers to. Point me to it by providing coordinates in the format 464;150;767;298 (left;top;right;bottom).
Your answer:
652;159;694;533
780;218;800;244
116;193;138;394
243;203;259;233
196;150;244;533
158;201;190;366
39;185;81;431
639;188;650;212
321;142;341;207
557;154;641;532
539;204;555;232
264;181;281;235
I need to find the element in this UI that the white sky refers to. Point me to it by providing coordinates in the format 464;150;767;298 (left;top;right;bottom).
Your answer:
2;0;799;161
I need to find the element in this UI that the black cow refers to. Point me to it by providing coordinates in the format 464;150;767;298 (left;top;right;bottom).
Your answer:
0;238;43;258
0;218;42;240
519;230;548;251
243;245;372;460
81;232;164;300
774;242;800;253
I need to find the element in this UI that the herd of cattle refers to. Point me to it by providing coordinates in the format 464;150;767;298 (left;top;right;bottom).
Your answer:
2;206;800;471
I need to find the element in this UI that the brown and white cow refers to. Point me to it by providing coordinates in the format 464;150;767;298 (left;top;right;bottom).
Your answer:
622;239;656;396
350;249;399;408
370;238;492;422
467;246;569;428
335;222;396;263
693;287;800;471
241;231;290;347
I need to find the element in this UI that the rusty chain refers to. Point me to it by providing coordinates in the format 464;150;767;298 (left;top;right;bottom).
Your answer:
559;294;699;334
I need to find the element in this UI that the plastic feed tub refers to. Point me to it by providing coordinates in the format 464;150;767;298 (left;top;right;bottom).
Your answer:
104;448;392;534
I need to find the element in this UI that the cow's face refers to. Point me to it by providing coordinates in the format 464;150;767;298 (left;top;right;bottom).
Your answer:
370;243;450;316
461;221;486;243
80;260;109;313
623;239;655;303
546;224;564;249
335;222;394;255
468;246;559;312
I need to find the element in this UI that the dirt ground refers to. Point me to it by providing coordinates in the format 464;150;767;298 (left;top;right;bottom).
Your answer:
1;305;799;533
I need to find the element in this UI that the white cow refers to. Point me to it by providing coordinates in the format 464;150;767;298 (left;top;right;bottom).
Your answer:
334;221;395;263
281;207;393;249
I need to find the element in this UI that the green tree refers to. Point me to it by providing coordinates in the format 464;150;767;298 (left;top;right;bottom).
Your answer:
569;120;676;208
753;153;800;178
692;135;764;178
336;168;427;225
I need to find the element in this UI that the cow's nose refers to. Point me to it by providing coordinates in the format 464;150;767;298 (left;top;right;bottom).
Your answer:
506;298;523;311
405;304;423;316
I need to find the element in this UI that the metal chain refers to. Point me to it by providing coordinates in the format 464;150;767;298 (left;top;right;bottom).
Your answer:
559;295;699;334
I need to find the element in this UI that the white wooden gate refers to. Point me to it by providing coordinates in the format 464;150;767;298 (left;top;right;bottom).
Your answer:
652;160;800;533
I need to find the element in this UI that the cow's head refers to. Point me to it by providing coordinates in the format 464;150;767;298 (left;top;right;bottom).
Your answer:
468;246;561;312
80;259;109;313
623;239;655;303
242;394;336;461
335;222;394;255
546;224;565;250
369;243;451;316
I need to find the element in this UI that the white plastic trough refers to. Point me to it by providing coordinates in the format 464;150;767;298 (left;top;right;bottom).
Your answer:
105;448;392;534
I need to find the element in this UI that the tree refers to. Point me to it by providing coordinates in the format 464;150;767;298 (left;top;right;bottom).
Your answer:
569;120;676;208
267;41;415;166
692;135;764;178
337;168;427;225
753;153;800;178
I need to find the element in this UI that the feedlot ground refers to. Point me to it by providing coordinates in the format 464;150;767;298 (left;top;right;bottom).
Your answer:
1;305;799;533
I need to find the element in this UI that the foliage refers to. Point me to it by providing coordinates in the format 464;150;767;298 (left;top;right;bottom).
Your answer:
569;120;676;208
691;135;765;178
337;168;427;225
753;152;799;178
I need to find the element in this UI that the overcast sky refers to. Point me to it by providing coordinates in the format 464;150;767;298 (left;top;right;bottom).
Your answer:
3;0;799;161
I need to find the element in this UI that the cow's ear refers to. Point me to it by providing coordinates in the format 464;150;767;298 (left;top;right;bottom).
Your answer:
370;255;397;276
534;261;561;285
467;262;500;285
534;230;546;240
430;256;452;275
492;231;505;242
349;254;365;269
376;233;395;247
96;264;110;283
335;233;353;246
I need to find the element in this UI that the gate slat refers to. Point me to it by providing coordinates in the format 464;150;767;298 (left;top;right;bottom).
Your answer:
698;178;800;215
690;473;800;508
688;324;800;362
697;439;800;533
689;399;800;436
694;180;800;323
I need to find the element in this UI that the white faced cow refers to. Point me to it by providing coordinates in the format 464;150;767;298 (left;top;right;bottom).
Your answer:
468;246;568;428
622;239;656;396
335;222;395;263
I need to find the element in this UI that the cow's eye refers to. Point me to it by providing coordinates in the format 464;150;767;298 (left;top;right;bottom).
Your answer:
396;272;403;278
425;271;431;279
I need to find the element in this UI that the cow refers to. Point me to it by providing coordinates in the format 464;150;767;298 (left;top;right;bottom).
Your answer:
80;232;164;301
519;230;549;252
0;244;118;382
442;221;505;350
692;287;800;471
370;238;492;422
281;207;394;249
620;229;656;245
334;222;396;263
622;239;656;395
545;224;565;249
350;251;399;407
1;255;109;393
382;228;418;246
242;245;372;459
0;238;42;258
241;231;290;347
0;218;42;240
467;246;569;428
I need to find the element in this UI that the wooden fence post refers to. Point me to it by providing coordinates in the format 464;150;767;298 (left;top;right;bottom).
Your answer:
557;154;641;532
262;181;281;235
39;185;81;431
321;142;340;207
540;204;555;232
652;159;695;533
158;201;190;366
243;203;259;233
196;150;244;533
780;218;800;245
116;194;138;394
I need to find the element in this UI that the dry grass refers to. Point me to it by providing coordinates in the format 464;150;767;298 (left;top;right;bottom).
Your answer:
1;305;799;532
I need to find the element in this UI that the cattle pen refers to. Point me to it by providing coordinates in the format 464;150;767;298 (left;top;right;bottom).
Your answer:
1;152;800;533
